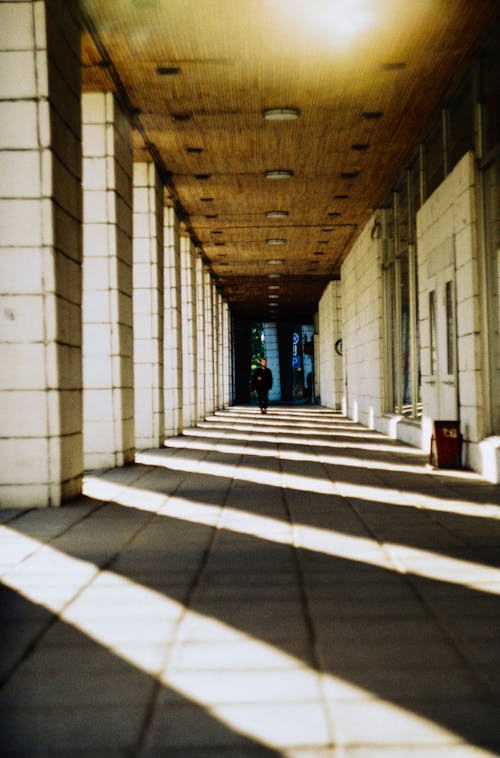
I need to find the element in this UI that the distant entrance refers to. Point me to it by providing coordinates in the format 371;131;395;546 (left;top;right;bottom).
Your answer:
233;318;314;404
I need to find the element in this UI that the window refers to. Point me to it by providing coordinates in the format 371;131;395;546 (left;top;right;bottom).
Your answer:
382;173;422;418
447;72;474;171
482;31;500;157
424;120;445;198
482;154;500;433
429;290;437;377
445;280;455;375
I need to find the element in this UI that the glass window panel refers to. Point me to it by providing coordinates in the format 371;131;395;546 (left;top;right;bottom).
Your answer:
424;120;444;198
397;178;410;252
447;73;474;170
445;280;455;375
429;290;437;377
383;204;395;265
482;35;500;155
390;265;399;410
400;251;412;414
409;159;420;242
483;155;500;432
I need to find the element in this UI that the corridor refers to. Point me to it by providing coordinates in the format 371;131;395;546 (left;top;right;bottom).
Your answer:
1;406;500;756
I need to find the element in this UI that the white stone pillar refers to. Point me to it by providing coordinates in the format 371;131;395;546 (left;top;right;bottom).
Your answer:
181;236;197;428
222;301;231;407
133;162;164;449
196;255;206;421
0;1;83;507
163;206;183;437
213;280;221;410
204;270;215;415
82;93;134;469
318;280;343;410
217;294;224;408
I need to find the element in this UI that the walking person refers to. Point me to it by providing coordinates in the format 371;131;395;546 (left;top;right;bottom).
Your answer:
251;357;273;414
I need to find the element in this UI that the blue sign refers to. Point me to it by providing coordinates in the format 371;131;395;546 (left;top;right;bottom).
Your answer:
292;332;300;345
292;356;300;368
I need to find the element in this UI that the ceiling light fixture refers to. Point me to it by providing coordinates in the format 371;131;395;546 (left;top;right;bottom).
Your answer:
381;62;406;71
268;273;281;279
268;294;280;299
266;238;286;246
265;170;293;180
267;259;283;265
266;210;289;218
263;108;300;121
157;66;181;76
268;285;280;290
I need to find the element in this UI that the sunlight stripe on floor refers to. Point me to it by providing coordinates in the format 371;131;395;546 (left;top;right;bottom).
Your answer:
2;527;494;754
82;477;500;595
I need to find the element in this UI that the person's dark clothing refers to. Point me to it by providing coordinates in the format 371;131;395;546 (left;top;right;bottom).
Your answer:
251;365;273;412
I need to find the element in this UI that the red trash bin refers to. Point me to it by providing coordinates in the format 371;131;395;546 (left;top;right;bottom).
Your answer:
430;420;462;468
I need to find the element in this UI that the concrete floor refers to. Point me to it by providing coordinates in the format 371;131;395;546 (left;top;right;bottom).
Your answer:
1;405;500;757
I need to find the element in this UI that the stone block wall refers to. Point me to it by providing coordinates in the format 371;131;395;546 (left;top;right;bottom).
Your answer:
341;218;384;427
222;301;231;408
195;255;207;421
417;151;484;464
0;0;83;506
82;92;134;469
163;206;183;436
181;236;197;428
133;162;164;449
318;280;342;409
204;271;215;414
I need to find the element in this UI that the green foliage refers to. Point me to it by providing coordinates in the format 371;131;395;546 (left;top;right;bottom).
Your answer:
251;322;264;369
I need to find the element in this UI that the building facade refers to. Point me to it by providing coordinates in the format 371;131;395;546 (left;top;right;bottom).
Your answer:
317;40;500;481
1;2;499;513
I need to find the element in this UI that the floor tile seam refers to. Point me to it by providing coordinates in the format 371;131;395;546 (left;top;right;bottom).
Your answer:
385;490;487;551
0;497;106;578
381;553;499;700
278;443;337;747
166;667;315;675
0;497;122;688
0;469;191;729
136;442;245;756
296;454;498;701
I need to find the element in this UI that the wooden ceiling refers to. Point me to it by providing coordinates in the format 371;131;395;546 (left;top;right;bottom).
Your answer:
79;0;499;321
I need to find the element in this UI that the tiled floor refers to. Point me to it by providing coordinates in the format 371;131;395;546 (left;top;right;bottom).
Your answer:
1;405;500;757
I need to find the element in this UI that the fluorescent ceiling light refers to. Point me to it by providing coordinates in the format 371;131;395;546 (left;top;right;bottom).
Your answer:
266;210;289;218
265;170;293;180
267;259;284;265
263;108;300;121
267;238;286;245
